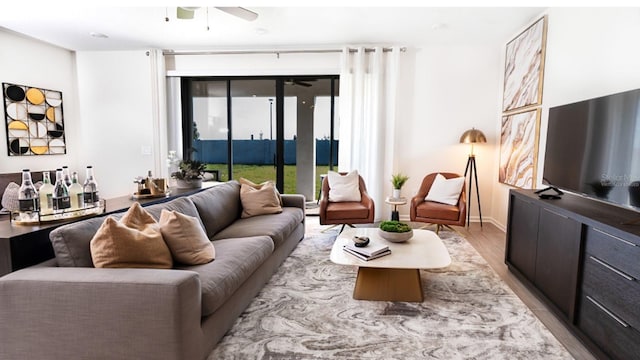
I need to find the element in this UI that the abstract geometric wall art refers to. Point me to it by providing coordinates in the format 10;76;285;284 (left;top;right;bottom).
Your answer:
499;108;540;189
3;82;66;156
502;16;548;113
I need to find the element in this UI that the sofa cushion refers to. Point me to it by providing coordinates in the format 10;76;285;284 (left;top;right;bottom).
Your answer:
90;203;172;269
177;236;274;316
212;208;304;248
159;209;215;265
240;182;282;218
51;212;126;267
143;196;203;227
190;181;242;238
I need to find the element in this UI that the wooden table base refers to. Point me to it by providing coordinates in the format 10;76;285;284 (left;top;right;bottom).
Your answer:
353;267;423;302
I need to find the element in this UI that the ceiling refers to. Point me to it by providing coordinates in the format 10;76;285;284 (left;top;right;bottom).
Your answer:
0;6;545;51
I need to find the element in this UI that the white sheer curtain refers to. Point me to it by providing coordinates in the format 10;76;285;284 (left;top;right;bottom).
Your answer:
338;46;401;220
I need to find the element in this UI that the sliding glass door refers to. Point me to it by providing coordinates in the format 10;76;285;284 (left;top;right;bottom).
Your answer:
180;76;339;200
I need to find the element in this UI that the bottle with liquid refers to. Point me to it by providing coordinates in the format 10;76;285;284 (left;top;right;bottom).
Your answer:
18;169;39;213
62;166;72;187
38;171;54;215
69;171;84;210
52;168;71;212
83;166;99;206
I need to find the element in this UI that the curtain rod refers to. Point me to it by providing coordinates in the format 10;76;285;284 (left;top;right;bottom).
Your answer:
162;47;406;56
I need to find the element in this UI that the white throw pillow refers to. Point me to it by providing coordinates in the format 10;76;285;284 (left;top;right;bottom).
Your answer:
425;174;465;205
328;170;361;202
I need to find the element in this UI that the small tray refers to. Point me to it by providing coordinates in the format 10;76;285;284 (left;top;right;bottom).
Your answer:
131;191;171;200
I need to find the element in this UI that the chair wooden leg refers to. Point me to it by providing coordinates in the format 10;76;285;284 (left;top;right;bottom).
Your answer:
321;224;340;233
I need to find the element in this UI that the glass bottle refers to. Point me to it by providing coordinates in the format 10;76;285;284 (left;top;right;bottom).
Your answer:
38;171;54;215
52;169;71;212
69;171;84;210
18;169;39;213
83;166;99;206
62;166;72;187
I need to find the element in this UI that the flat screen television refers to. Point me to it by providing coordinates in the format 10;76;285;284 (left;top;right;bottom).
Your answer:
543;87;640;210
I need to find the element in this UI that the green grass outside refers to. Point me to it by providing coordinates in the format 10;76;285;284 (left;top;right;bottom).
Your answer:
205;164;329;198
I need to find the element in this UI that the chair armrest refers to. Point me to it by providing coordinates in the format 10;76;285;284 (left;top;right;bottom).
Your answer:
281;194;305;210
0;267;202;360
410;195;425;221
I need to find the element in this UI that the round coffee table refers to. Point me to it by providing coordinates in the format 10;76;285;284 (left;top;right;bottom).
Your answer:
330;227;451;302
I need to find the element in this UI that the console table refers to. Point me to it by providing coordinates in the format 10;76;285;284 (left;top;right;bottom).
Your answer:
0;183;217;277
506;189;640;360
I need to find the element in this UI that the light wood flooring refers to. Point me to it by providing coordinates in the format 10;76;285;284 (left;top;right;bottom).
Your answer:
305;216;596;360
457;222;596;360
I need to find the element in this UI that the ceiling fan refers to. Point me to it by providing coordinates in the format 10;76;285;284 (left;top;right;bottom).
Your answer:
176;7;258;22
285;79;316;87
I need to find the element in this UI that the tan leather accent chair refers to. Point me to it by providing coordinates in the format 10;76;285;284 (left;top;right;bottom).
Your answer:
319;172;375;232
410;172;466;233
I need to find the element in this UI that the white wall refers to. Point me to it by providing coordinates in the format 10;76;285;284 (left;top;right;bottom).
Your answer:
0;29;79;174
75;50;156;198
491;8;640;228
394;45;501;223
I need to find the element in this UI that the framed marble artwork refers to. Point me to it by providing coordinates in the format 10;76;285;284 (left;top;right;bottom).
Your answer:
499;108;540;189
502;16;548;113
2;82;66;156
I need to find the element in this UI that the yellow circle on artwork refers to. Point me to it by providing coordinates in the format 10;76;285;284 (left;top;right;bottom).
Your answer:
8;120;28;130
26;88;45;105
30;146;49;155
46;107;56;121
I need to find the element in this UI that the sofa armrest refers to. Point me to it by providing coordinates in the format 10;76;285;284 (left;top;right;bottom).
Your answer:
0;267;203;360
281;194;305;210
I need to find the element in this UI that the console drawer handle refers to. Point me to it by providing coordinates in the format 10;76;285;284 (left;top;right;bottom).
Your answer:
590;256;635;281
593;228;638;247
586;295;629;328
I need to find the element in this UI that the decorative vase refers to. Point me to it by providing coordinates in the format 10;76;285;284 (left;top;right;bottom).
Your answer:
175;178;203;189
392;188;401;199
378;228;413;243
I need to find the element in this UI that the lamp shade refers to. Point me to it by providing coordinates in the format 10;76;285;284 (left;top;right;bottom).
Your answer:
459;128;487;144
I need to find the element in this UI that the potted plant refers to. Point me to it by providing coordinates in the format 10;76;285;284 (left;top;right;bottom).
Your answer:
172;160;206;189
390;173;409;199
378;220;413;243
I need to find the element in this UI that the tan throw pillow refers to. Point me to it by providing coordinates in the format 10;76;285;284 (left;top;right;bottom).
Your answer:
159;209;215;265
328;170;361;202
239;177;283;205
90;202;172;269
240;182;283;218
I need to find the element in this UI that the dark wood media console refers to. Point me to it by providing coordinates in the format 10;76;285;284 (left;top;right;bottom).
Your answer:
506;189;640;360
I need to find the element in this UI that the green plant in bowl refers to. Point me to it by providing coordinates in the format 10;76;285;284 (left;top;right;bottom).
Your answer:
378;220;413;242
379;220;412;232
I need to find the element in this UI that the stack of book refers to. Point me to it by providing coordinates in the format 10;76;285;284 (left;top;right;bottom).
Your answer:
343;241;391;261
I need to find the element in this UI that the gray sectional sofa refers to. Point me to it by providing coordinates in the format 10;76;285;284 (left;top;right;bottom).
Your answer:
0;181;305;360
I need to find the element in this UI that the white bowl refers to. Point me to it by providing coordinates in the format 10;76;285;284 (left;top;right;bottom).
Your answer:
378;228;413;243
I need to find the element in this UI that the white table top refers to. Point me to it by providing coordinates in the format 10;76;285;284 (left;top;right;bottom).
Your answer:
330;228;451;269
385;197;407;205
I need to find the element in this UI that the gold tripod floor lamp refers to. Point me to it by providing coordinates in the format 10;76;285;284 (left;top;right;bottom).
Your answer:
460;128;487;228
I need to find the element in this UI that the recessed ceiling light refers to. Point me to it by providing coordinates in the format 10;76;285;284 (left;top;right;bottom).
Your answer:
89;32;109;39
255;28;268;35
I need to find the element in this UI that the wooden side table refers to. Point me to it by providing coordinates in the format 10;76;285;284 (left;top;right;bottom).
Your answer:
385;197;407;221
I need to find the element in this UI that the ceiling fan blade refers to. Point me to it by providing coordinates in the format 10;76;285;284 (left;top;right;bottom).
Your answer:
177;7;196;19
215;7;258;21
295;81;313;87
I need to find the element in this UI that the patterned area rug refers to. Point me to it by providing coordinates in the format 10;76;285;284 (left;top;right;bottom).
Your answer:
208;225;572;359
